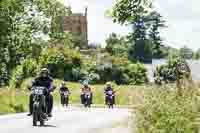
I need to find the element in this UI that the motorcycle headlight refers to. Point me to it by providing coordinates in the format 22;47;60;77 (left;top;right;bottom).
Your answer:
108;91;113;95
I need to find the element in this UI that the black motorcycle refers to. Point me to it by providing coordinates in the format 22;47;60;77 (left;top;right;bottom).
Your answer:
83;92;92;108
105;90;115;108
31;86;48;126
60;91;69;107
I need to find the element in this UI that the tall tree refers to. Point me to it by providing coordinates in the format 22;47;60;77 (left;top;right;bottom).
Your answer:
111;0;153;63
148;11;165;58
0;0;71;85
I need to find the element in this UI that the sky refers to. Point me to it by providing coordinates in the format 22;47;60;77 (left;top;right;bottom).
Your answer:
60;0;200;50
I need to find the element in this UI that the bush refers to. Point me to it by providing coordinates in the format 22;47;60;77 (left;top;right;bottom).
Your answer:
10;58;38;88
39;47;82;79
81;58;148;85
0;63;9;86
154;58;185;84
135;88;199;133
87;73;101;84
124;63;148;85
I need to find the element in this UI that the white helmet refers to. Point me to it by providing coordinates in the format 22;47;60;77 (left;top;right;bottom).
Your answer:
83;80;89;86
106;82;112;87
61;81;66;86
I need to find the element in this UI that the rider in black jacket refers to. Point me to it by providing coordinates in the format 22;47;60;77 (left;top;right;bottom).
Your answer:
28;68;54;117
104;82;115;105
59;82;70;107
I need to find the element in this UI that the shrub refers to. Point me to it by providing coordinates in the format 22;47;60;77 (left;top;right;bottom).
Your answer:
81;60;148;85
124;63;148;85
135;88;199;133
39;47;82;79
10;58;37;88
88;73;101;84
154;57;185;84
0;63;9;86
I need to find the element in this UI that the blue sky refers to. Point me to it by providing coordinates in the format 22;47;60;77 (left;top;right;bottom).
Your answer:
61;0;200;50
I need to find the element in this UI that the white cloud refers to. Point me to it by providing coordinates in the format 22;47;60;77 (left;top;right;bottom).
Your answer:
154;0;200;50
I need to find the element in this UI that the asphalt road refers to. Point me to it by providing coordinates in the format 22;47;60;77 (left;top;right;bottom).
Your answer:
0;107;131;133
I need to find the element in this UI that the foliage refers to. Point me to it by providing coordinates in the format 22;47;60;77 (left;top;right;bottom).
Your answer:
110;0;167;62
81;56;148;85
105;33;129;57
179;46;194;59
193;48;200;60
34;0;71;34
39;47;82;79
154;58;178;84
0;64;9;86
135;88;199;133
0;0;71;86
49;32;74;48
0;89;27;114
72;33;88;49
153;57;187;84
148;11;166;58
10;58;38;88
111;0;152;24
0;0;151;87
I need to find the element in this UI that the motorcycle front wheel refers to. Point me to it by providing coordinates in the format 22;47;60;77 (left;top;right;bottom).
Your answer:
33;112;37;126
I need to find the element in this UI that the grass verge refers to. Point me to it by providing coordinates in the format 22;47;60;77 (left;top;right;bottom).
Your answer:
0;78;145;114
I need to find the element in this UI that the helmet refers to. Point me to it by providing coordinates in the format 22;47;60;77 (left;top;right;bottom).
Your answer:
83;80;89;87
61;81;66;86
40;68;49;76
106;82;112;87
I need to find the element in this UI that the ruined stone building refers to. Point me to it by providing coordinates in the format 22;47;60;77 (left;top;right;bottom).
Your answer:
61;8;88;45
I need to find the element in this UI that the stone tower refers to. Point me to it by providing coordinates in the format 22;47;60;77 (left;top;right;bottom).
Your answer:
61;7;88;45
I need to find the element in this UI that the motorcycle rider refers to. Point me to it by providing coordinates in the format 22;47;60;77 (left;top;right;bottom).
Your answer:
80;81;93;105
59;81;70;107
27;68;54;117
104;82;115;105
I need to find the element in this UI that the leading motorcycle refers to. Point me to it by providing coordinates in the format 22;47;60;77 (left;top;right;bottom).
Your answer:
31;86;48;126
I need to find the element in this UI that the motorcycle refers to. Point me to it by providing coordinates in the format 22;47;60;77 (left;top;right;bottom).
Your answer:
60;91;69;107
105;90;115;108
83;92;92;108
31;86;48;126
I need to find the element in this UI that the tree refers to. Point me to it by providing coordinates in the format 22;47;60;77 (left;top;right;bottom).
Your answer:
179;46;194;59
105;33;120;53
0;0;71;86
0;0;25;84
111;0;152;24
105;33;129;57
147;11;165;58
193;48;200;60
111;0;154;63
72;33;88;49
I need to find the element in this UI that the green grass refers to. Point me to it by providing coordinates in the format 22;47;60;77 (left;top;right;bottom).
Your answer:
0;88;28;114
0;78;146;114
